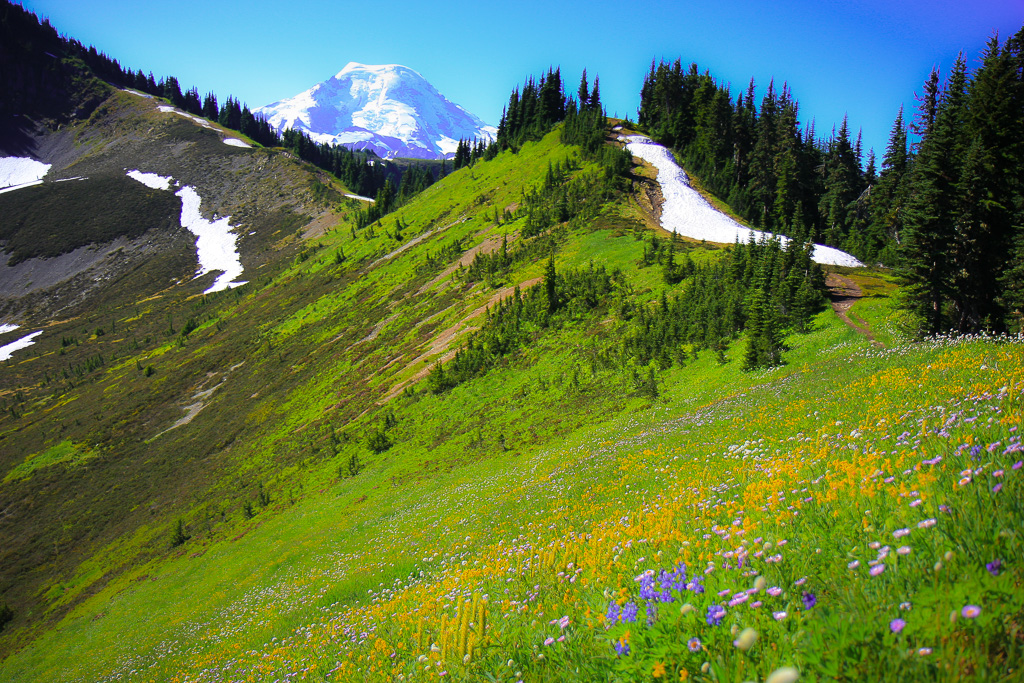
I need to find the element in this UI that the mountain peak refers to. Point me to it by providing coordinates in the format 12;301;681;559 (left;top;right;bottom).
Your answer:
257;63;495;160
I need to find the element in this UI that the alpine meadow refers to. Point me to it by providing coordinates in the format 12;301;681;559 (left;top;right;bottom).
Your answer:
1;2;1023;682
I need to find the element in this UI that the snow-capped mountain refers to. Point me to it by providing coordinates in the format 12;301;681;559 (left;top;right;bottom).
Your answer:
255;63;497;160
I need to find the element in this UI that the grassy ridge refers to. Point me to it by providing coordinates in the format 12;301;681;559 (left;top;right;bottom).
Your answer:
2;117;1021;682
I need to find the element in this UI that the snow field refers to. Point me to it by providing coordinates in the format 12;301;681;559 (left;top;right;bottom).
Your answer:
126;169;172;191
176;187;247;293
344;193;375;203
157;105;215;130
0;156;51;193
222;138;251;148
0;330;43;362
125;171;247;294
621;135;862;267
0;324;19;335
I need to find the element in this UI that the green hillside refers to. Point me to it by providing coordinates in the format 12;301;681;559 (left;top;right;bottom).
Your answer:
1;108;1022;681
1;7;1022;681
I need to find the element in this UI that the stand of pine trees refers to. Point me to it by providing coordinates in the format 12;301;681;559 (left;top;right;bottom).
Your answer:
638;61;881;262
899;30;1024;334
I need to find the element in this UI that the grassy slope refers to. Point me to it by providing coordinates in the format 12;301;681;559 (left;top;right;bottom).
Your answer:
1;125;1022;682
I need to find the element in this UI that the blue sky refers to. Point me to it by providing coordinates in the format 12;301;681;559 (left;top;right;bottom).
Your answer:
22;0;1022;160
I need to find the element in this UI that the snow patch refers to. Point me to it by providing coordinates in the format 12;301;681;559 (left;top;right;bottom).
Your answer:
121;88;153;98
0;180;43;195
345;193;375;203
0;330;43;362
126;171;247;293
0;156;50;190
176;187;247;293
126;169;173;191
621;135;863;267
156;105;215;129
0;324;19;335
222;138;251;148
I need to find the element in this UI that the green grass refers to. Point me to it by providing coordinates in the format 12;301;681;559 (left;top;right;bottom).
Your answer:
1;116;1021;683
2;440;97;482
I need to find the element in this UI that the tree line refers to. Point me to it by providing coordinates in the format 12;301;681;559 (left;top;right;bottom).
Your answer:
638;26;1024;335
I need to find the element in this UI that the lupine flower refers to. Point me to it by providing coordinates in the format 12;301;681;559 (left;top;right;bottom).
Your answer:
801;592;817;610
961;605;981;619
639;573;657;600
621;602;638;623
705;604;725;626
890;618;906;633
614;639;630;657
646;602;658;626
687;637;702;652
986;559;1002;576
606;602;620;624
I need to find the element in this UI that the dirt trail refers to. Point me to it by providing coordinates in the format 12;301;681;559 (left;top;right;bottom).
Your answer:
826;273;882;346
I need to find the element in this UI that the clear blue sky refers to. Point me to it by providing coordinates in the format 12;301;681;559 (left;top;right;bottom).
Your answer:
21;0;1023;160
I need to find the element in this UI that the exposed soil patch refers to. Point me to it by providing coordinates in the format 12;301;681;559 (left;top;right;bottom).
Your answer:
416;232;515;296
382;276;543;401
826;273;882;346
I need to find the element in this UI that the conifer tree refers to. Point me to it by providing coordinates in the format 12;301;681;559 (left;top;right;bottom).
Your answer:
900;56;969;333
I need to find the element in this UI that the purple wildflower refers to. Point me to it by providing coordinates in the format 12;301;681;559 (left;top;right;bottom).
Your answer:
802;591;817;610
890;618;906;633
606;602;620;624
986;559;1002;576
1013;460;1023;470
687;637;702;652
671;562;688;590
614;639;630;657
961;605;981;619
646;602;658;626
621;602;638;623
706;604;726;626
993;483;1003;493
970;445;982;458
687;576;705;595
638;573;656;600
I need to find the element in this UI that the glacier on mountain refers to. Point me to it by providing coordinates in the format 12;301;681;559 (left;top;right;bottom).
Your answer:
255;63;496;160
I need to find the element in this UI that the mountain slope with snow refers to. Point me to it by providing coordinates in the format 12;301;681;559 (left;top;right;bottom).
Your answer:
255;62;496;160
622;135;863;267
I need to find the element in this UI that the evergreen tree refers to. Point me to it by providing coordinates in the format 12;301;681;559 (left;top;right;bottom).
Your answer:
899;56;969;333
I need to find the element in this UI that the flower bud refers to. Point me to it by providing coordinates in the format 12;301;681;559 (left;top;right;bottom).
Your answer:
734;628;758;651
